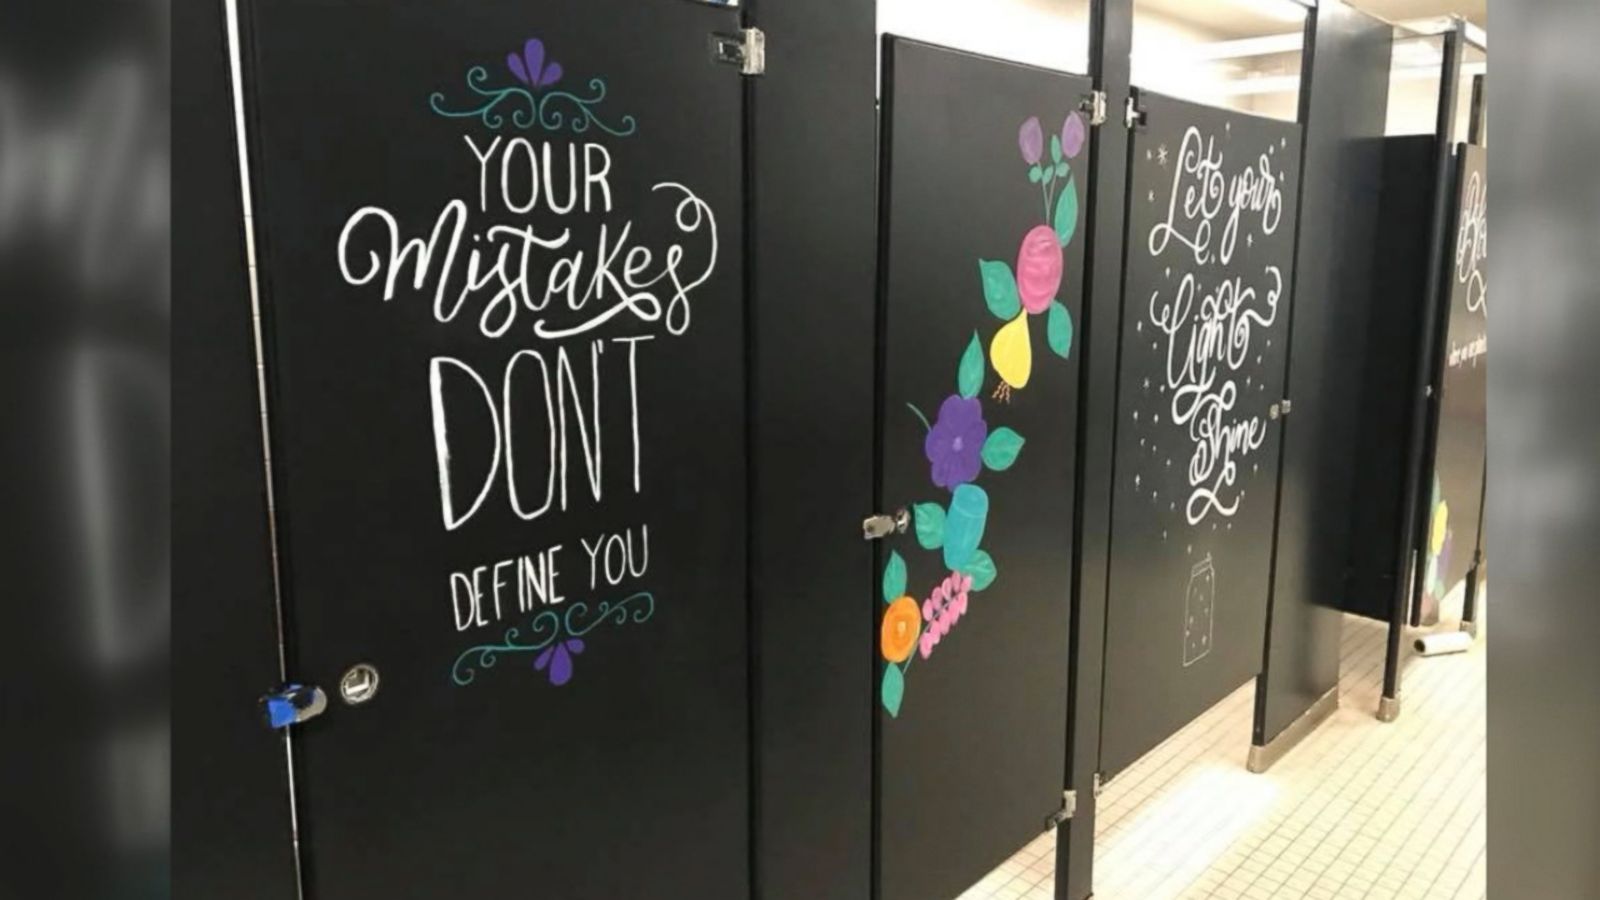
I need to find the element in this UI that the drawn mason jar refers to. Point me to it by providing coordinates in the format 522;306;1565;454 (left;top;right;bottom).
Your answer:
1183;553;1216;667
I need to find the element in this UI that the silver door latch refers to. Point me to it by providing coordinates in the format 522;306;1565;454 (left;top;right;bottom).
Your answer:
863;508;910;540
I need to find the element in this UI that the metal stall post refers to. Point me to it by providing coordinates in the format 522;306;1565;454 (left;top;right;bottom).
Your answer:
1251;0;1397;772
1056;0;1132;896
1381;18;1466;722
741;0;878;897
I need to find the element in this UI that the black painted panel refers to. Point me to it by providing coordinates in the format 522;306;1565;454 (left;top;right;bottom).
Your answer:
1339;136;1436;621
1101;93;1301;777
877;38;1088;900
1415;144;1487;625
1256;1;1392;744
746;0;876;895
173;0;299;895
239;2;748;897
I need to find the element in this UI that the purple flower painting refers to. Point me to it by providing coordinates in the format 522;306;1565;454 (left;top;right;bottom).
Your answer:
1018;116;1044;165
508;38;563;89
1061;112;1087;159
924;395;989;490
534;638;585;686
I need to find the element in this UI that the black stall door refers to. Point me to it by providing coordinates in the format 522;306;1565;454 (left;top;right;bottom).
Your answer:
876;38;1089;900
1100;92;1301;778
1415;143;1487;626
239;2;748;897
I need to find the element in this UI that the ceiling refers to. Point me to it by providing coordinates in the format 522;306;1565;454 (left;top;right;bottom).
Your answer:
1137;0;1487;40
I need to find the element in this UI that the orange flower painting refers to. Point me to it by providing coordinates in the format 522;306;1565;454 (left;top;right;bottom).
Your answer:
880;596;922;663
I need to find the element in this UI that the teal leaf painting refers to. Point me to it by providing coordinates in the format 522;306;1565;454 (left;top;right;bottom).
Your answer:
881;664;905;717
961;549;998;592
957;332;984;399
942;484;989;571
1054;175;1079;247
1028;165;1043;184
883;550;907;603
1047;301;1074;359
980;260;1022;320
913;502;947;550
981;427;1026;471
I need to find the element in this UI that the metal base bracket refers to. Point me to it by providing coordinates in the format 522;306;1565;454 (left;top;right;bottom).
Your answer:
1460;620;1479;638
1377;694;1402;723
1247;686;1339;774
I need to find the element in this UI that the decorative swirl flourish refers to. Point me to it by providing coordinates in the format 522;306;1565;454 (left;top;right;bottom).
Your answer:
451;591;655;686
429;68;637;137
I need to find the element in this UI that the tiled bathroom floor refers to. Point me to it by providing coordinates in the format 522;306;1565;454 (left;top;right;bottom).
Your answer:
957;607;1487;900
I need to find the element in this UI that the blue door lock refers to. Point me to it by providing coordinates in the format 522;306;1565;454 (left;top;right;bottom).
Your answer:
260;683;328;730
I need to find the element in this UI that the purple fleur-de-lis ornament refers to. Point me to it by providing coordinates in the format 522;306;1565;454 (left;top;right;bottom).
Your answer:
534;638;585;686
508;38;564;89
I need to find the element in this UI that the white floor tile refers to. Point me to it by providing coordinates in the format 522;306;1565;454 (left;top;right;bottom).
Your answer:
954;601;1487;900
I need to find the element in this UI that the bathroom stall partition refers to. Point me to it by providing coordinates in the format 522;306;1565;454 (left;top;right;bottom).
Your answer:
1330;19;1487;719
873;36;1092;900
173;0;298;896
1098;91;1302;779
236;1;758;896
1251;0;1396;770
1413;140;1487;630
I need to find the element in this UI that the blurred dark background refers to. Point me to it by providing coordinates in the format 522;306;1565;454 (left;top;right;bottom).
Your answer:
0;0;170;897
1486;1;1600;897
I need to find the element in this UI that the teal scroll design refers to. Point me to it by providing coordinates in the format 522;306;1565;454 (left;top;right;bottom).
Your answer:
450;590;656;686
428;67;638;137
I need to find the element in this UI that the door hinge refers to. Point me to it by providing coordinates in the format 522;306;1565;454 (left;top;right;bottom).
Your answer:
1125;96;1147;130
1280;398;1293;416
1046;789;1078;829
711;27;765;75
1080;90;1108;126
1093;772;1104;797
863;508;910;540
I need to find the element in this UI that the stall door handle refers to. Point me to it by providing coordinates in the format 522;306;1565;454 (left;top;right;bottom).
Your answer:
259;663;381;730
863;508;910;540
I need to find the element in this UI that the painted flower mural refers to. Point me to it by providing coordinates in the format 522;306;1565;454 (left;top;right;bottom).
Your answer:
982;113;1084;401
919;571;973;660
924;395;989;490
535;638;585;686
452;591;655;688
1422;476;1453;620
881;596;922;664
429;34;637;136
1016;225;1064;314
879;111;1084;717
507;38;564;89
